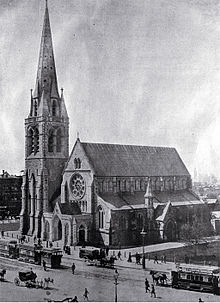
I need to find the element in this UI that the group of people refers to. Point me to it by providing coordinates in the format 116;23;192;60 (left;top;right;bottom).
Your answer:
145;278;156;298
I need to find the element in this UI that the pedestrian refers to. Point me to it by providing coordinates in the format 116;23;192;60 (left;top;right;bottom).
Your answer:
115;269;119;275
72;296;78;302
145;278;150;293
127;252;132;263
151;284;156;298
117;251;122;260
164;255;166;264
137;253;141;265
198;298;203;302
105;245;109;256
154;255;158;264
43;260;47;271
83;288;89;300
72;262;76;274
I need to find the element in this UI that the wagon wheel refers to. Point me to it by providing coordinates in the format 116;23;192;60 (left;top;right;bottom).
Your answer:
14;277;20;286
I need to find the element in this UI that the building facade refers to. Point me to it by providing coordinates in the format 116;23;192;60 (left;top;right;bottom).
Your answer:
0;170;22;218
20;3;213;248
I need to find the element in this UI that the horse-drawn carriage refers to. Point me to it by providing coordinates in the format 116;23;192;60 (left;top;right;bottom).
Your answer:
150;270;170;286
79;248;116;268
14;271;38;287
14;271;53;289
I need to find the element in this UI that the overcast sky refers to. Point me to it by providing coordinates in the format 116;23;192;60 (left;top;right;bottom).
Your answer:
1;0;220;178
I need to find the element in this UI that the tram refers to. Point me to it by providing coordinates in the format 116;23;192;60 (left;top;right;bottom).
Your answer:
171;265;220;295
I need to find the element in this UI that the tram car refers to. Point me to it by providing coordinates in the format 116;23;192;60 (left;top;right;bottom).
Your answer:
171;265;220;295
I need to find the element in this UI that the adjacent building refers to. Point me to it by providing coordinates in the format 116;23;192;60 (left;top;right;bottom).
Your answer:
0;170;22;218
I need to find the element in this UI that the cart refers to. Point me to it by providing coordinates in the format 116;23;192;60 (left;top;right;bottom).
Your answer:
14;271;38;287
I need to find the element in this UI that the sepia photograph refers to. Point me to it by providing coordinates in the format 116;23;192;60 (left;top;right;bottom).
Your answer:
0;0;220;301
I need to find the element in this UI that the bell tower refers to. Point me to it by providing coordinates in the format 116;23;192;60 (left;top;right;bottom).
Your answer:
20;1;69;238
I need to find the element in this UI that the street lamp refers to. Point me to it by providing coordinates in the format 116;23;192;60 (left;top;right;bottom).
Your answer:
114;270;119;302
140;228;147;269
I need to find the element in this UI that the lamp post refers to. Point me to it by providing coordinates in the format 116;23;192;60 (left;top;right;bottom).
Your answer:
114;270;119;302
140;228;147;269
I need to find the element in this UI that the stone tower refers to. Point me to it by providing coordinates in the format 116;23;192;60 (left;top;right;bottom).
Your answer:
20;1;69;238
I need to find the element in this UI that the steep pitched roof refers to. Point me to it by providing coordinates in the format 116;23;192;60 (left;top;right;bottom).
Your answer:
33;1;59;99
81;142;190;177
99;189;199;210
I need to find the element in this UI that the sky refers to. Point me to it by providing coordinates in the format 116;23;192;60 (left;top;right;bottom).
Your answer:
1;0;220;179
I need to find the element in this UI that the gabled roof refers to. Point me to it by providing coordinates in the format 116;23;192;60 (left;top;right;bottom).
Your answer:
156;201;172;222
81;142;189;177
99;189;199;210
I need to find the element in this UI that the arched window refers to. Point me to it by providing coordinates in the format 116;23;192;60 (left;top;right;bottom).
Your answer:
135;179;140;191
56;128;62;152
74;158;81;169
65;182;69;203
98;207;104;229
34;128;39;153
34;100;38;116
48;129;55;152
77;158;81;169
27;128;34;155
137;214;143;230
122;180;127;191
52;100;57;116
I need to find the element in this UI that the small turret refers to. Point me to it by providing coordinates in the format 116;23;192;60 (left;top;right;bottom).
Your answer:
144;179;153;208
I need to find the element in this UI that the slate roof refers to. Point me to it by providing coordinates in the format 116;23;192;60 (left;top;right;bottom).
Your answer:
81;142;189;177
99;189;199;210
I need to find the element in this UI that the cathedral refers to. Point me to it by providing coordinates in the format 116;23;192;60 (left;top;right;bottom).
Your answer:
20;2;212;248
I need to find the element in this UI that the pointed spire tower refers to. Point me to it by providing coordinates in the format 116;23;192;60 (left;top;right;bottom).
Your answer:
21;1;69;238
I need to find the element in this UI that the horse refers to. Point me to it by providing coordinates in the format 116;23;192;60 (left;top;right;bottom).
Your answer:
43;277;54;289
150;270;160;285
150;270;168;286
0;269;6;281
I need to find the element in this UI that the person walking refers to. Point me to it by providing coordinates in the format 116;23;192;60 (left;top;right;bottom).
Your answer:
43;260;47;271
117;251;122;260
151;284;156;298
164;255;166;264
145;278;150;293
72;262;76;274
127;252;132;263
83;288;89;300
154;255;158;264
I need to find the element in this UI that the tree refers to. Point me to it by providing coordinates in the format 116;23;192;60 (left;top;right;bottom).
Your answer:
180;219;214;244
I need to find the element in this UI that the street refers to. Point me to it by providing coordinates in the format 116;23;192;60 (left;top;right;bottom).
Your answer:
0;256;219;302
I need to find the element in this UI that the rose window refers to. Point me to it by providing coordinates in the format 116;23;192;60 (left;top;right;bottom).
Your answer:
70;173;86;199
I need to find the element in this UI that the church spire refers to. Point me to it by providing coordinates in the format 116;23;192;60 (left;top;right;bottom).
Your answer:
33;0;59;99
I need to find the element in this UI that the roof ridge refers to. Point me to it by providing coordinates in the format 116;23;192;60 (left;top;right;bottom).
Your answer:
81;141;175;150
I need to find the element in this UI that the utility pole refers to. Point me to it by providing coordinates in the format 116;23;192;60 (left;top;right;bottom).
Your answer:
141;228;147;269
114;270;119;302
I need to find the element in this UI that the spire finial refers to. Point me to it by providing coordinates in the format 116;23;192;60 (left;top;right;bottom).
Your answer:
30;89;33;98
77;131;80;140
45;0;48;7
